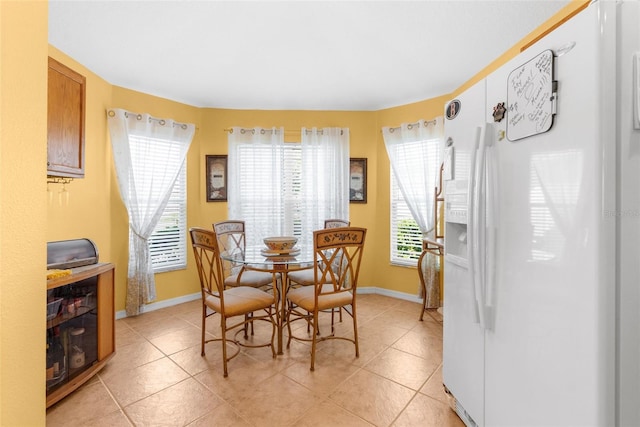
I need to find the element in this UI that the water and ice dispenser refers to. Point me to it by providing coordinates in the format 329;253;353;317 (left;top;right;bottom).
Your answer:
445;181;469;265
444;143;470;266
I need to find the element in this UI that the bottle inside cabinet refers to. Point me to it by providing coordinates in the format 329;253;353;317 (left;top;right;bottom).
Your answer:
46;327;66;390
46;275;98;395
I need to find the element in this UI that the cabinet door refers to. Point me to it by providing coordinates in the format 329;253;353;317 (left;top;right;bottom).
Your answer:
47;57;85;178
97;267;115;360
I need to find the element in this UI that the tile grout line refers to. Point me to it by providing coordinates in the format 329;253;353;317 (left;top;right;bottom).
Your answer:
96;373;136;426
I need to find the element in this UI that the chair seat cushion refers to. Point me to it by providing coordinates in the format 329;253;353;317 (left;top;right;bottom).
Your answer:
287;284;352;312
205;286;275;317
225;269;273;288
287;268;316;286
288;266;334;286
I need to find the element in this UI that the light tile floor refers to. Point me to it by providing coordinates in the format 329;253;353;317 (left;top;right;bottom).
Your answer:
46;294;465;427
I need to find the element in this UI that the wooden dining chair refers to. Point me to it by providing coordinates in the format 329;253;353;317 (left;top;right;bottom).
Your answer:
287;219;351;330
189;227;277;377
287;219;351;287
285;226;366;371
212;220;274;290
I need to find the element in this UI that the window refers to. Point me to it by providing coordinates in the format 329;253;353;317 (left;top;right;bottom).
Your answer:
228;127;349;249
389;137;440;266
233;142;302;244
129;135;187;272
391;170;423;266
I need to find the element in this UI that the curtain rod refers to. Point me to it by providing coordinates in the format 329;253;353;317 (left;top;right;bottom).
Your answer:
385;119;438;133
223;127;343;135
107;109;192;130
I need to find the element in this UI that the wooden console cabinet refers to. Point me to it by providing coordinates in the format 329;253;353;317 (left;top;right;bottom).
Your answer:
46;263;115;408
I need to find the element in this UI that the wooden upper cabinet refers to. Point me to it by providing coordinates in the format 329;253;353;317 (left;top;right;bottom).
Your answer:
47;57;86;178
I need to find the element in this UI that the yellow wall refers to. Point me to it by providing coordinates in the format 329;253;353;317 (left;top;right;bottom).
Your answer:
0;1;587;423
1;1;48;425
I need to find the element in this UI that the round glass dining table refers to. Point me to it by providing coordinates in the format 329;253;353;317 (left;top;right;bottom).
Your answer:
220;245;315;354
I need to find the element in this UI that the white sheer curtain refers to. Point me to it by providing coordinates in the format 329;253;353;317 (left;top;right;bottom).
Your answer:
382;118;443;235
299;127;350;249
227;127;285;246
107;108;194;316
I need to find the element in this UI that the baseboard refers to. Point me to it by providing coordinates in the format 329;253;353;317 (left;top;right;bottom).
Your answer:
115;292;201;320
115;287;424;320
358;286;423;304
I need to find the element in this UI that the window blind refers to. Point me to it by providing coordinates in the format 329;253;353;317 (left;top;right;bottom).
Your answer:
129;135;187;272
234;143;303;245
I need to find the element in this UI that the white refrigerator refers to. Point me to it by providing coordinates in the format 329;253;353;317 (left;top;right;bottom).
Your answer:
442;1;640;426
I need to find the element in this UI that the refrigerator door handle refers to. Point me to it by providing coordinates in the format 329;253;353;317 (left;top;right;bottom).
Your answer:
473;124;488;330
480;123;497;331
467;126;482;325
484;124;500;330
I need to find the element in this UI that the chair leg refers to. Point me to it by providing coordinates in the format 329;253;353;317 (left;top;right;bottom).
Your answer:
201;303;206;356
244;313;255;339
419;252;428;321
286;303;293;349
352;305;360;358
308;310;321;335
330;309;336;334
269;308;277;359
221;317;229;377
420;292;428;321
310;310;319;371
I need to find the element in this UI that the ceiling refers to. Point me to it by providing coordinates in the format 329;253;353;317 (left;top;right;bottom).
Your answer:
48;1;571;111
